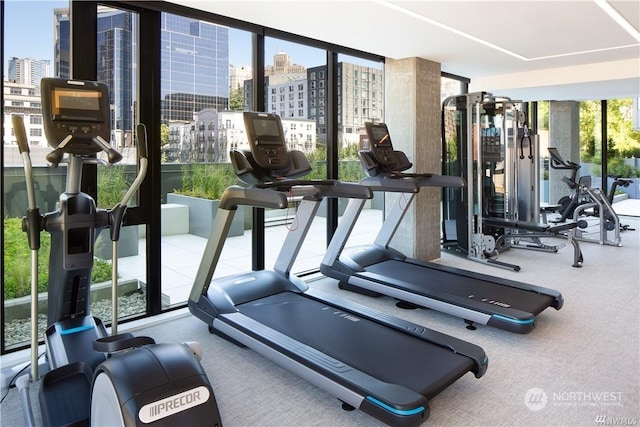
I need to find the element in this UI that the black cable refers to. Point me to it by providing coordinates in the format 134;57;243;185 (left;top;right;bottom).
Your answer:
0;351;45;404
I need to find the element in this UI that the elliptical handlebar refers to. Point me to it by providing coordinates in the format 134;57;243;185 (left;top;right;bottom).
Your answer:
117;123;148;208
12;114;42;382
12;116;38;212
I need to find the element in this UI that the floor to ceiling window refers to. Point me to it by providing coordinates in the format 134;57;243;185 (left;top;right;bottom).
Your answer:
2;1;69;352
2;0;477;355
150;16;253;308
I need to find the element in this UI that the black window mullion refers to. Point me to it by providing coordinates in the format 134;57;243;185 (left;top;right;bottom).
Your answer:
325;51;339;244
71;1;98;198
138;7;162;315
251;32;266;271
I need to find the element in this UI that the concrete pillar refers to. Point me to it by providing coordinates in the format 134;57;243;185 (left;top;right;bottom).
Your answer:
549;101;580;203
384;57;442;261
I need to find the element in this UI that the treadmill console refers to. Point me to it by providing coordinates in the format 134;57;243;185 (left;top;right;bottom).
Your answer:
364;122;397;168
41;78;111;155
243;112;288;170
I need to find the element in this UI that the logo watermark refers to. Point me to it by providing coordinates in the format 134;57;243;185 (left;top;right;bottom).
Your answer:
594;415;638;425
524;387;548;411
524;388;626;411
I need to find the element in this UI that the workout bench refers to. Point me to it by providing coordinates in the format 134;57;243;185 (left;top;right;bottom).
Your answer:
483;217;584;269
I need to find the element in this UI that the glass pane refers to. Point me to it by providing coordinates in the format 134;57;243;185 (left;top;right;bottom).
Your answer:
3;1;69;352
154;18;252;306
441;76;463;103
263;37;326;274
58;6;145;325
537;101;551;203
334;53;385;250
579;100;603;192
606;99;640;202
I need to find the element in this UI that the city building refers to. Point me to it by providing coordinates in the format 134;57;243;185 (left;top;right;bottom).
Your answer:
7;57;51;89
2;82;45;147
54;8;230;138
266;78;308;120
166;110;317;164
229;64;252;91
265;51;306;82
308;62;384;146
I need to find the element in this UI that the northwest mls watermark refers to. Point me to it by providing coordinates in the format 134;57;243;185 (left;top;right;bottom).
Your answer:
594;414;638;426
524;388;626;411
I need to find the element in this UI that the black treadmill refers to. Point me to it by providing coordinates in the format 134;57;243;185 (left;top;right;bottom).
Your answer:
320;122;563;334
189;112;488;426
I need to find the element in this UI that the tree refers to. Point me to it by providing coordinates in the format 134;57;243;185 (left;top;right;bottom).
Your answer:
160;123;170;146
607;99;640;157
229;87;244;111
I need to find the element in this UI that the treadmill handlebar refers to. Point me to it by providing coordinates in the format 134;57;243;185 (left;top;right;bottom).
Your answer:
219;180;372;210
219;185;290;210
361;173;465;193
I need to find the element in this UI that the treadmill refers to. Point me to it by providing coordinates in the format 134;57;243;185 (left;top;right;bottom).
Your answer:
189;112;488;426
320;121;563;334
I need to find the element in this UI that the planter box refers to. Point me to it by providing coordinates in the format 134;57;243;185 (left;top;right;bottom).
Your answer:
167;193;244;238
95;225;140;260
4;279;141;320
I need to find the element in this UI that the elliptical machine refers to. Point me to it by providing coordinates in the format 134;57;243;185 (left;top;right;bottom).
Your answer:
12;78;221;426
548;147;631;246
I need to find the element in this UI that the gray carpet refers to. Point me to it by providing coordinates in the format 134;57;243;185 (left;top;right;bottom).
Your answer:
2;216;638;426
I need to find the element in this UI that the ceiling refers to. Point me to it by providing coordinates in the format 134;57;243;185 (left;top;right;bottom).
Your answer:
170;0;640;101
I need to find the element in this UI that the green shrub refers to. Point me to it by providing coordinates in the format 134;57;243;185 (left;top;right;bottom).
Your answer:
3;217;113;300
98;165;131;208
175;163;237;200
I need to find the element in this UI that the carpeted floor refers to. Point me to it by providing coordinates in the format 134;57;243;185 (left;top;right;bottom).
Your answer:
1;216;638;426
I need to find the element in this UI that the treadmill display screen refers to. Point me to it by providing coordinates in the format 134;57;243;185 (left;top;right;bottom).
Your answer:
51;88;103;122
251;117;282;145
368;124;391;146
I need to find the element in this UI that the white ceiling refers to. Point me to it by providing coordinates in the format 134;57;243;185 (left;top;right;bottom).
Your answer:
171;0;640;101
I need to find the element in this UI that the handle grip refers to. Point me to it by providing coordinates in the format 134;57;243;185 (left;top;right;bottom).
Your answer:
136;123;148;160
12;115;30;154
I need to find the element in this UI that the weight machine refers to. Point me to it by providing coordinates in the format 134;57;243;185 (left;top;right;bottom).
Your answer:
441;92;583;271
548;147;632;246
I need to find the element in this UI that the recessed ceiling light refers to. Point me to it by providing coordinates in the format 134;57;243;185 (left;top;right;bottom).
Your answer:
376;0;640;61
593;0;640;43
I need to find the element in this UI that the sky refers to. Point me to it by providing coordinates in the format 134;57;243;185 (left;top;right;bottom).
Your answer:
3;0;379;79
3;0;68;73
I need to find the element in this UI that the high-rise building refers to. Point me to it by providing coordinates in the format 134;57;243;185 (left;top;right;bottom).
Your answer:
54;9;230;135
55;7;137;139
265;51;306;82
308;62;384;146
161;14;229;122
267;79;308;119
2;82;46;148
229;64;252;91
7;57;51;89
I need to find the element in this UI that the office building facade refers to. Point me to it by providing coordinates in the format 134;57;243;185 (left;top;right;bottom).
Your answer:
7;57;51;89
54;9;230;140
308;62;384;146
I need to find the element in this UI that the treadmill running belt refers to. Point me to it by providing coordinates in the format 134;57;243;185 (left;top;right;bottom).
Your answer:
237;292;475;398
365;259;553;315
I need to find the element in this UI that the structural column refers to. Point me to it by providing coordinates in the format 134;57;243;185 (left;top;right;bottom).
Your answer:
384;57;442;261
549;101;580;204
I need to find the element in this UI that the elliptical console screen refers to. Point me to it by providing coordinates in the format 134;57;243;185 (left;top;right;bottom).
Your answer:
41;78;111;152
51;88;103;122
243;112;288;170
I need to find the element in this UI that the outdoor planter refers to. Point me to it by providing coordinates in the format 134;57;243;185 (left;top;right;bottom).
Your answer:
167;193;244;238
